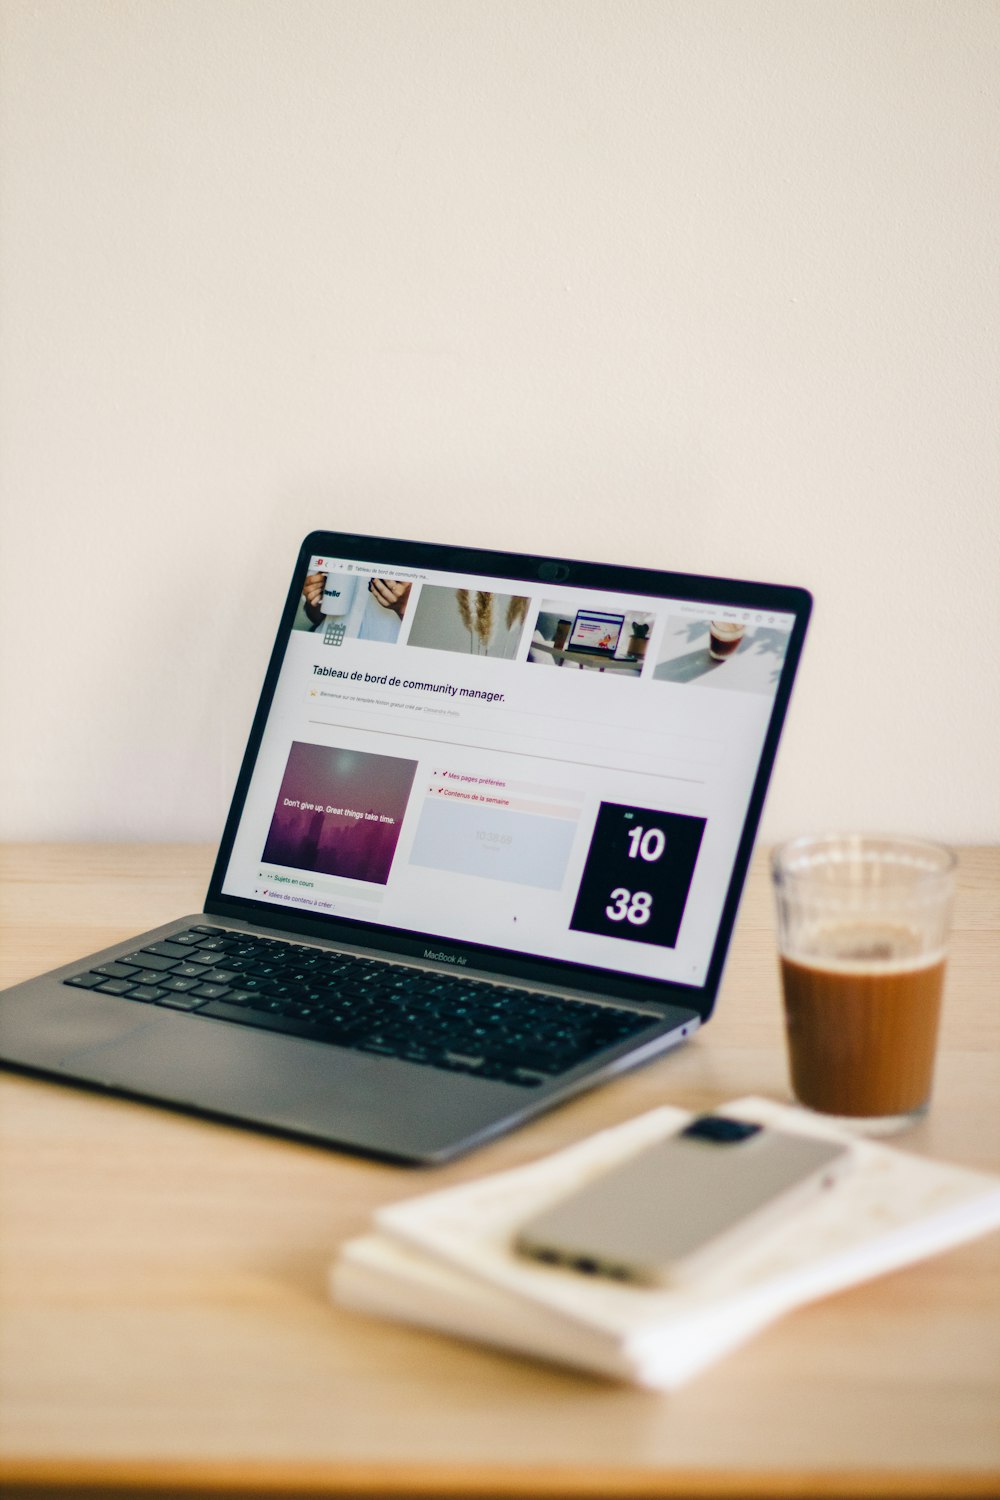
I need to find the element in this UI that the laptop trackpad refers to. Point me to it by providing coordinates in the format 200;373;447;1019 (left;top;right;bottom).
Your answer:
62;1010;381;1115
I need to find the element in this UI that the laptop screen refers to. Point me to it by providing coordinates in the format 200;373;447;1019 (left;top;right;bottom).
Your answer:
214;536;808;1003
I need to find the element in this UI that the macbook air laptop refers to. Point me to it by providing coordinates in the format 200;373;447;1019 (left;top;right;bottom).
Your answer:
0;532;811;1164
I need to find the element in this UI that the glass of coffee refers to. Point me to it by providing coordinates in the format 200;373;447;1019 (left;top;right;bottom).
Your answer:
708;620;745;659
771;834;955;1133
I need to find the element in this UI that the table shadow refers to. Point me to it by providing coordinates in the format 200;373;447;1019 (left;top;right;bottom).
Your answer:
653;647;723;684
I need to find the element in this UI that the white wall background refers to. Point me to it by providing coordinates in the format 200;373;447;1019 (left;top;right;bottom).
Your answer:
1;0;997;845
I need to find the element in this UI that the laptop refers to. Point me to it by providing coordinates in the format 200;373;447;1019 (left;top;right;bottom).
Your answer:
567;608;626;657
0;532;811;1164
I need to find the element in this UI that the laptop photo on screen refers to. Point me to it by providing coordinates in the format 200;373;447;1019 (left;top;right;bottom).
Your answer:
0;532;811;1164
567;609;626;657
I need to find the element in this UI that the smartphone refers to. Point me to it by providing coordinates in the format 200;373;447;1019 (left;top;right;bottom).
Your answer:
514;1115;851;1286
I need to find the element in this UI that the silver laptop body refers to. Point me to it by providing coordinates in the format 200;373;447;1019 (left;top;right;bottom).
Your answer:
0;531;810;1163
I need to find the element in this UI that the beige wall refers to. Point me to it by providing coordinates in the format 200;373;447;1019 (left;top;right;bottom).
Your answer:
1;0;997;843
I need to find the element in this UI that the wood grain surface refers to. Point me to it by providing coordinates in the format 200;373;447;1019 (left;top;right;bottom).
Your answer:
1;844;997;1499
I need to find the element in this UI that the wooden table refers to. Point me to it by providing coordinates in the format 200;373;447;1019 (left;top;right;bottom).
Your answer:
1;845;998;1500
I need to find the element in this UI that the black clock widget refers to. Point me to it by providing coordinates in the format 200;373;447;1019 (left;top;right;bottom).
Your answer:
569;803;707;950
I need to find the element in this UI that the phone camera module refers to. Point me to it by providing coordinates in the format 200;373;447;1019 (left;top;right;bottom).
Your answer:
681;1115;762;1145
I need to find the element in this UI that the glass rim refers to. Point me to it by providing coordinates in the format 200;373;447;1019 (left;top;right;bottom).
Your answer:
771;832;956;886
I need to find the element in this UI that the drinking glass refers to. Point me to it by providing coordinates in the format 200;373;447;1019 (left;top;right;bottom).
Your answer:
771;834;955;1133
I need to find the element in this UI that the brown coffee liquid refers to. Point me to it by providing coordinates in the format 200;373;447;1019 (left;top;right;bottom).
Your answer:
709;626;743;658
781;942;945;1118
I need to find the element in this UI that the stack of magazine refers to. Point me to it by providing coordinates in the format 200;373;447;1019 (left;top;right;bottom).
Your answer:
330;1097;1000;1389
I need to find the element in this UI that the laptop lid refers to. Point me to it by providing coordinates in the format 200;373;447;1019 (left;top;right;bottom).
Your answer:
205;533;811;1024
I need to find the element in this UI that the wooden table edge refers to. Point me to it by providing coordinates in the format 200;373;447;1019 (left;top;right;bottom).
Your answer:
1;1459;998;1500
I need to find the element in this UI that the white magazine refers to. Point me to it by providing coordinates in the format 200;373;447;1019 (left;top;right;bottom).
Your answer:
331;1097;1000;1389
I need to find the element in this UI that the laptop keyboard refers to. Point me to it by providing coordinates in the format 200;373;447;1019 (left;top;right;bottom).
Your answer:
62;927;656;1088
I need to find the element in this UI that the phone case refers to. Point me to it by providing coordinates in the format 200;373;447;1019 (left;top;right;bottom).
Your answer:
514;1117;851;1285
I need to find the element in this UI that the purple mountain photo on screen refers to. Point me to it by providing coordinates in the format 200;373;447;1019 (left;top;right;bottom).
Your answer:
262;741;417;885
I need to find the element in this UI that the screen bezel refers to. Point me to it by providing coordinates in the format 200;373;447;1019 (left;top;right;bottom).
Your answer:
205;530;811;1021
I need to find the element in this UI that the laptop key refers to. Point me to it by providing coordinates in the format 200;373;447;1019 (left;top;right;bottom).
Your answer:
64;972;104;989
145;940;198;959
97;979;136;996
232;976;270;994
129;985;169;1002
260;982;295;1001
93;961;141;979
156;993;209;1011
128;953;179;973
